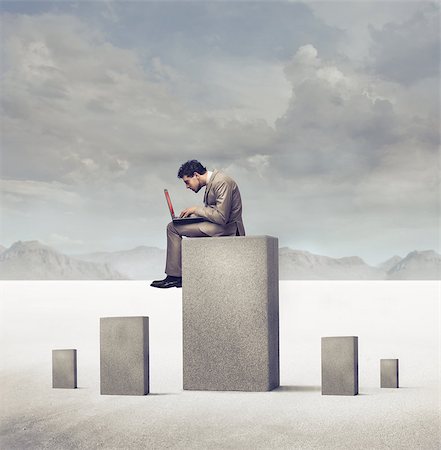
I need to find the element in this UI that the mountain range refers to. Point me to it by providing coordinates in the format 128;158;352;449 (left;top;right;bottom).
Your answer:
0;241;125;280
0;240;439;280
75;246;166;280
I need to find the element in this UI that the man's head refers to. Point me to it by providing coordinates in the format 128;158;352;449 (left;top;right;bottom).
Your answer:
177;160;208;193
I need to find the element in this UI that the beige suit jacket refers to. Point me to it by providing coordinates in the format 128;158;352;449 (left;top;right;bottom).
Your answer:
194;170;245;236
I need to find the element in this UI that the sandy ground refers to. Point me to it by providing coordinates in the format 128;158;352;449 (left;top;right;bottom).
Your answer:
0;281;439;449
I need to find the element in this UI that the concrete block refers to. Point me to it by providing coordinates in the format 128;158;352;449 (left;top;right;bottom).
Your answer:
381;359;399;388
100;317;149;395
182;235;279;391
321;336;358;396
52;349;77;389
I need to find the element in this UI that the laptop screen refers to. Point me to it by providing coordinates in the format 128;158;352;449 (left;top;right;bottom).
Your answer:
164;189;175;219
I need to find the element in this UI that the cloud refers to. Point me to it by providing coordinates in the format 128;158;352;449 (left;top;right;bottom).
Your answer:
1;179;82;208
1;12;279;188
368;3;440;84
308;1;430;62
239;42;439;261
276;43;438;174
0;4;439;262
89;1;343;61
0;11;280;250
276;45;401;175
47;233;84;247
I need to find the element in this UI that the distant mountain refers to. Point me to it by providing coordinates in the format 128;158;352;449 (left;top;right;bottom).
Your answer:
0;241;126;280
279;248;385;280
0;241;439;280
0;245;6;254
75;246;166;280
378;255;403;272
387;250;441;280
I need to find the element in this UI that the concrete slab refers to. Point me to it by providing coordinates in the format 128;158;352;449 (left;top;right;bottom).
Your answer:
100;317;149;395
381;359;399;388
182;235;279;391
52;349;77;389
321;336;358;396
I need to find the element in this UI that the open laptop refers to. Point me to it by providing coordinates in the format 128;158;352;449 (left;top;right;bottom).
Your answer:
164;189;206;224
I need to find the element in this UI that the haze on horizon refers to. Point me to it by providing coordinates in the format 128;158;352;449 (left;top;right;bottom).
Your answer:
1;1;439;265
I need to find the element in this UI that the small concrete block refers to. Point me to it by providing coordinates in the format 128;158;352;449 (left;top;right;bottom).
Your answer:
321;336;358;396
100;317;149;395
381;359;399;388
52;349;77;389
182;235;279;391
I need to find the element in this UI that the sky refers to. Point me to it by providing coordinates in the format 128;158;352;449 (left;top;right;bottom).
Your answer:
0;0;439;265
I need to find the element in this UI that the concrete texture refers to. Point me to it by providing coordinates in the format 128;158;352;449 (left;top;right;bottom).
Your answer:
100;317;149;395
182;235;279;391
52;349;77;389
321;336;358;396
381;359;399;388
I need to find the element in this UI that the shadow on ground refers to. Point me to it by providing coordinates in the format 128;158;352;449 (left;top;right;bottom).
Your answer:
274;385;321;392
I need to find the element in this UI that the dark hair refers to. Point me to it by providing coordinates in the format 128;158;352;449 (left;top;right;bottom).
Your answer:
177;160;207;178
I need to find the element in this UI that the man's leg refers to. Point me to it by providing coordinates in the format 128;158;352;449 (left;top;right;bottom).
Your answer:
152;221;236;288
165;221;220;277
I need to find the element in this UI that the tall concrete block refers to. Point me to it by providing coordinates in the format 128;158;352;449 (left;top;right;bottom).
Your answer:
321;336;358;396
182;235;279;391
100;317;149;395
381;359;399;388
52;349;77;389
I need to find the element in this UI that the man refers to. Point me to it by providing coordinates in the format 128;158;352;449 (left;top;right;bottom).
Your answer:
151;160;245;288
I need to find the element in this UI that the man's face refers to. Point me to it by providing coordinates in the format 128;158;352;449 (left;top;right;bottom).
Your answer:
182;174;202;193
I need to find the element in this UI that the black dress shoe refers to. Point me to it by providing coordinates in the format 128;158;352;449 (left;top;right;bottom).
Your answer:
150;276;182;289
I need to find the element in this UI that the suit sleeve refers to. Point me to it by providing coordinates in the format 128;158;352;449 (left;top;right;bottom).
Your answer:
194;180;232;225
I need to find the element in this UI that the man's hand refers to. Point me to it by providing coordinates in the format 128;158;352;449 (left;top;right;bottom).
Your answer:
179;206;198;218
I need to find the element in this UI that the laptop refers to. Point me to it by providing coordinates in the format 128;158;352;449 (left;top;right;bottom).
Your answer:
164;189;206;224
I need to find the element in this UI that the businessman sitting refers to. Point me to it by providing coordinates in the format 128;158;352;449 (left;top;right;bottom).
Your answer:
151;159;245;288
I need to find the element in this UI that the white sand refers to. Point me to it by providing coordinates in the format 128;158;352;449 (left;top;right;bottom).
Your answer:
0;281;439;449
